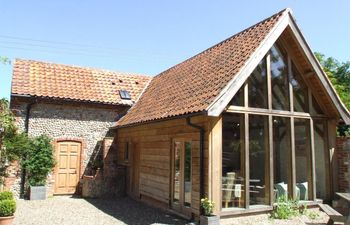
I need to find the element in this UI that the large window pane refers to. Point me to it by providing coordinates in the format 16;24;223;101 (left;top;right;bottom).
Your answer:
311;95;324;115
249;115;269;205
273;117;291;201
271;45;290;111
222;113;245;209
173;142;181;203
248;59;268;108
230;86;244;107
184;142;192;207
314;120;328;199
294;118;312;201
291;63;308;112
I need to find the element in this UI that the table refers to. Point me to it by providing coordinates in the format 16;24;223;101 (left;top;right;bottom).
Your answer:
336;192;350;225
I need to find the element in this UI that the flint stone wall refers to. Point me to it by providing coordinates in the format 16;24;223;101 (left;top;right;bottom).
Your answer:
9;100;122;197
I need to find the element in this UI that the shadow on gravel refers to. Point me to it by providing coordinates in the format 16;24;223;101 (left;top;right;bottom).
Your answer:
81;196;189;225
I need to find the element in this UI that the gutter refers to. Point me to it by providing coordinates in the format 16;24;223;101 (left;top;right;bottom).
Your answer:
186;117;205;216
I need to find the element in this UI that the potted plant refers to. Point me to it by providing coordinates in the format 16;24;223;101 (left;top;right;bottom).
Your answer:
23;135;55;200
200;197;219;225
0;191;16;225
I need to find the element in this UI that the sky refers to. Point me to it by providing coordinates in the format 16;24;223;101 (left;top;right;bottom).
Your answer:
0;1;349;99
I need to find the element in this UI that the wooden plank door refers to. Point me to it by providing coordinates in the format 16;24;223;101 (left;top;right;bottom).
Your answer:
55;141;81;194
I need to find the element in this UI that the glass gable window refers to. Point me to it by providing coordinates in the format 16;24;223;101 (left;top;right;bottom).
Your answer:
311;95;324;115
221;42;330;212
222;113;245;209
249;115;269;205
273;117;291;201
248;59;268;108
294;118;312;201
314;120;328;199
291;63;308;112
271;45;290;111
230;86;244;107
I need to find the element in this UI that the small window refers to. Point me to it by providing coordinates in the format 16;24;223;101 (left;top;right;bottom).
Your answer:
119;90;131;100
124;142;129;161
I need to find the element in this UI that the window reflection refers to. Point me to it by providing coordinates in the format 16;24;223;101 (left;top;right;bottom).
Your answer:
248;59;268;108
222;113;245;209
273;117;291;201
249;115;269;205
291;63;308;112
294;118;312;201
271;45;290;111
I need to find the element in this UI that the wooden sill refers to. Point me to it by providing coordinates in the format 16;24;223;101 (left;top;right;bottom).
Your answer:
220;205;273;217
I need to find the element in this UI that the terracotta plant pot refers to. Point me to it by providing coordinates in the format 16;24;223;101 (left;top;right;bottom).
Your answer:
0;215;14;225
200;215;219;225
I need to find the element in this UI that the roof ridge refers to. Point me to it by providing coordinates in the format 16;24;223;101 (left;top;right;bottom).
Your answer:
14;58;150;78
153;8;289;79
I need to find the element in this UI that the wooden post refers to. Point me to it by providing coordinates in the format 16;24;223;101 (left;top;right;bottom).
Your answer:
290;117;296;199
310;119;316;200
269;115;274;204
328;119;338;197
209;117;222;215
244;113;250;208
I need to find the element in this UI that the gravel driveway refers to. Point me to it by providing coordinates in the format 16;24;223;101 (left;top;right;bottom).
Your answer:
14;196;188;225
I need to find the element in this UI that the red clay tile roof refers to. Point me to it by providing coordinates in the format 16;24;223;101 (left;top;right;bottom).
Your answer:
116;9;287;127
11;59;151;105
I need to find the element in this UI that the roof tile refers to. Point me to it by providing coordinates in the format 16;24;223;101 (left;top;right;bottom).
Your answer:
116;9;287;126
12;59;151;105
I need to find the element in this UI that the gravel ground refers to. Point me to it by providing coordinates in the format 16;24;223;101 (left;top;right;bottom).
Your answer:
14;196;188;225
14;196;330;225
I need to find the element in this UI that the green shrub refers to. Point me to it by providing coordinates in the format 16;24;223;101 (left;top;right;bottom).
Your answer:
0;199;16;217
0;191;13;201
22;135;56;186
270;196;299;219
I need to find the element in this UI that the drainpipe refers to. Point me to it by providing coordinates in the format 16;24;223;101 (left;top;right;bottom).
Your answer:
20;101;35;198
186;117;205;215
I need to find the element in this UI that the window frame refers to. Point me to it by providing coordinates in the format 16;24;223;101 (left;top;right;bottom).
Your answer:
222;42;329;212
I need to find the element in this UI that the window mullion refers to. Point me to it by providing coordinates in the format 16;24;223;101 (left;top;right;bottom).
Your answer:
244;113;250;208
288;55;294;113
290;117;296;199
267;54;272;111
310;119;316;200
268;115;274;204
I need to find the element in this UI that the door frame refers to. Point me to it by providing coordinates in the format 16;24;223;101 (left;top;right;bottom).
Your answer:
170;138;193;217
53;138;85;195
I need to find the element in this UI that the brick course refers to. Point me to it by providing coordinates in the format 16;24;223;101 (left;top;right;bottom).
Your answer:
336;136;350;192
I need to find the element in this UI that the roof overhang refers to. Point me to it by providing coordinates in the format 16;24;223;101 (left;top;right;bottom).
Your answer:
206;9;350;124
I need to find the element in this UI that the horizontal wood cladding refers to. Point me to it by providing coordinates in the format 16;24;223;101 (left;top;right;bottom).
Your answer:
116;116;211;215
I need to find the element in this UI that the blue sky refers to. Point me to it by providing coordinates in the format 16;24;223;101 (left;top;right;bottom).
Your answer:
1;1;349;99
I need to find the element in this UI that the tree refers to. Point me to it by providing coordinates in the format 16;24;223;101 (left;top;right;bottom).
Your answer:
315;53;350;136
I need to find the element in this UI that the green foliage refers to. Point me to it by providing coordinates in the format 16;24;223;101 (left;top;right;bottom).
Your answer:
201;197;215;216
0;199;16;217
0;191;13;201
315;52;350;136
23;135;55;186
0;191;15;217
0;57;10;65
306;210;319;220
270;196;299;219
0;98;31;185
